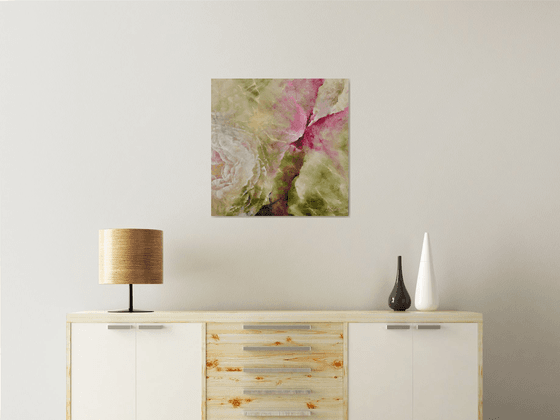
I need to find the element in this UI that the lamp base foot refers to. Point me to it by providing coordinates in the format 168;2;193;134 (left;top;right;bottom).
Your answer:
107;309;153;313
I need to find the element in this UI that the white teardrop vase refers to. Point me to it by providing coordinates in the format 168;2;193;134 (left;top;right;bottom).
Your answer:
415;232;439;311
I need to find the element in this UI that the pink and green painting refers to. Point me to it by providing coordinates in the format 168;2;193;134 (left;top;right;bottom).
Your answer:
212;79;349;216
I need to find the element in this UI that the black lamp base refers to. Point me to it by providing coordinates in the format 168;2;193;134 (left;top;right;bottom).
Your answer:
108;284;153;313
108;309;153;313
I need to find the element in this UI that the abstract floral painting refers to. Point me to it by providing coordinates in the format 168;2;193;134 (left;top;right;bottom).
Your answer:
212;79;349;216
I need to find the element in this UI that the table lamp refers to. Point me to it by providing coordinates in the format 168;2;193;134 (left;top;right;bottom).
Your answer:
99;228;163;313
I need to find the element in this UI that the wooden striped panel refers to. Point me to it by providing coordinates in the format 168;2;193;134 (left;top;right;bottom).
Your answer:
207;323;344;383
207;353;343;368
243;346;312;352
202;323;207;420
210;335;341;345
244;368;311;374
244;411;311;417
211;340;341;351
243;325;312;330
208;355;343;373
207;391;343;418
208;407;342;419
209;387;341;401
210;412;339;420
208;386;343;399
243;389;311;395
67;311;483;324
208;373;343;388
209;345;342;356
478;322;483;420
208;322;342;335
343;322;348;420
207;323;344;420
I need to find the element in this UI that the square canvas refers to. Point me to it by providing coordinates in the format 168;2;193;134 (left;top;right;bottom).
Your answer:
212;79;349;216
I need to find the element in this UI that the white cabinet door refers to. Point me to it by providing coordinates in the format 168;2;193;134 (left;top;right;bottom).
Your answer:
136;323;203;420
348;323;413;420
413;323;478;420
72;323;136;420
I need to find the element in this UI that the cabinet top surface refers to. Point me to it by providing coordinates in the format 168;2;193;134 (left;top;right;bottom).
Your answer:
67;310;482;323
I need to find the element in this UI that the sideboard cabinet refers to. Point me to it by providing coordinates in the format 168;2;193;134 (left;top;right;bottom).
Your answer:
67;311;482;420
349;323;479;420
70;322;202;420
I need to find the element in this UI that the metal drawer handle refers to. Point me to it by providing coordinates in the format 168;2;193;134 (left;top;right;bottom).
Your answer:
417;325;441;330
244;389;311;395
243;368;312;373
386;325;410;330
107;325;133;330
138;325;164;330
243;325;312;330
243;346;311;352
244;411;311;417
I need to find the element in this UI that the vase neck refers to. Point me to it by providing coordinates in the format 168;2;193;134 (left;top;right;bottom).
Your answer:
396;256;403;283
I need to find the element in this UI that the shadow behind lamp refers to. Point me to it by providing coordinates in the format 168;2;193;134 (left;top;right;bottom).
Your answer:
99;229;163;313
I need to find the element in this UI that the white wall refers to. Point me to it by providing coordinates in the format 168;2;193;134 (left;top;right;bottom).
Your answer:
1;1;560;419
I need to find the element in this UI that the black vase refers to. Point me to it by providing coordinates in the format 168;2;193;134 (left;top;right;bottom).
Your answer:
388;256;411;311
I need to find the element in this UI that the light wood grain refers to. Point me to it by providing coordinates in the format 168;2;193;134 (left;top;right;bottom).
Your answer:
212;412;337;420
99;229;162;285
243;346;312;352
243;389;311;395
208;389;343;404
207;372;344;388
211;338;342;357
244;411;311;417
67;311;483;324
478;322;483;420
207;372;343;388
342;323;348;420
66;322;71;420
243;325;311;330
207;353;343;366
210;323;342;334
202;323;207;420
207;322;344;419
243;368;312;373
207;388;344;414
207;323;344;390
208;333;343;349
208;407;342;419
209;335;342;346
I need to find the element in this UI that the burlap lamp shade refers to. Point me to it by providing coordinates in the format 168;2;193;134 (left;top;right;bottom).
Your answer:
99;228;163;312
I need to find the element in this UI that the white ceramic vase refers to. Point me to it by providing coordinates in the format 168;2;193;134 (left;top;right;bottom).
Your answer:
415;232;439;311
